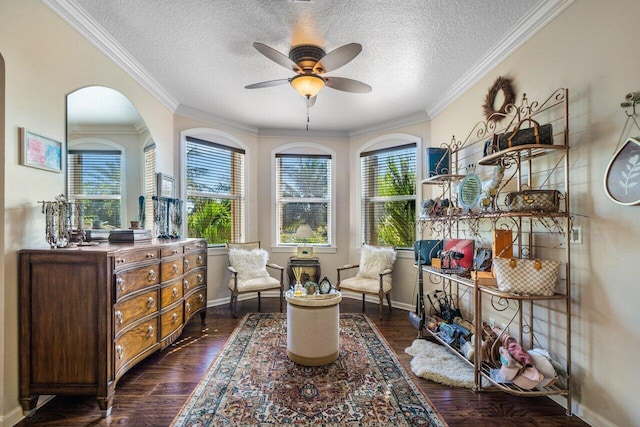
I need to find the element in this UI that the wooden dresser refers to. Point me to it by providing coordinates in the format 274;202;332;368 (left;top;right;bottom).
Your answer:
18;238;207;417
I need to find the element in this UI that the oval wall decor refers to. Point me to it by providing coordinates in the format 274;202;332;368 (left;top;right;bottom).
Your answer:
604;136;640;205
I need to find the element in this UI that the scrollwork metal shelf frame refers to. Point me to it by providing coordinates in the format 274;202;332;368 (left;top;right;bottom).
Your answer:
417;88;573;414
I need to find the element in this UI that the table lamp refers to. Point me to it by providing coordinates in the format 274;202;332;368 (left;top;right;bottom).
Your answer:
295;224;314;258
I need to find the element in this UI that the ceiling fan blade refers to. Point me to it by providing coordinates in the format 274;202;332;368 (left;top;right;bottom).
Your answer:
253;42;301;72
245;78;290;89
325;76;372;93
314;43;362;73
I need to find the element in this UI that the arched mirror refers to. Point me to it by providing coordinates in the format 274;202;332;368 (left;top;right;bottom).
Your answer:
66;86;156;234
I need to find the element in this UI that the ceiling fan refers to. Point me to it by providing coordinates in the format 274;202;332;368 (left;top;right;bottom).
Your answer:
245;42;372;102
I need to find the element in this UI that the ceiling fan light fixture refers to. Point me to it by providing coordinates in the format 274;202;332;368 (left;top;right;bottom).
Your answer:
290;74;325;98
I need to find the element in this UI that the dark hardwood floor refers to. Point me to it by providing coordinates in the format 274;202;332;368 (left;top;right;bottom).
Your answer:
16;298;587;426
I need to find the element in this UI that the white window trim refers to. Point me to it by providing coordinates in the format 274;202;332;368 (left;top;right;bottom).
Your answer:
355;133;421;259
179;127;249;252
271;142;337;254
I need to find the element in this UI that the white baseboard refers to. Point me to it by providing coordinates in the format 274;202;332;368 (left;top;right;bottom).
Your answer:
0;395;55;427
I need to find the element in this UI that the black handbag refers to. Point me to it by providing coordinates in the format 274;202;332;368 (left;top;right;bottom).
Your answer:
497;118;554;151
413;240;443;265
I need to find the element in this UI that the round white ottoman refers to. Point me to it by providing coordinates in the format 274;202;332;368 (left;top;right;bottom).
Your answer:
285;291;342;366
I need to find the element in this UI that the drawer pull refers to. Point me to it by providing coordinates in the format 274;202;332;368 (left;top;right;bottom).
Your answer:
198;294;205;303
172;249;179;254
185;302;191;312
172;287;178;298
116;345;124;359
145;252;155;259
116;257;126;264
117;277;125;291
196;242;205;249
196;255;203;265
184;260;191;269
185;246;192;251
147;297;156;309
148;270;157;282
197;274;203;284
172;264;179;273
146;325;154;338
171;313;178;323
183;279;190;290
115;310;123;325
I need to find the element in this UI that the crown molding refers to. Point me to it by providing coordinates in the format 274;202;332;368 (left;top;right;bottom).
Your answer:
42;0;180;112
348;110;430;139
427;0;574;119
174;104;259;136
68;124;142;136
258;128;349;139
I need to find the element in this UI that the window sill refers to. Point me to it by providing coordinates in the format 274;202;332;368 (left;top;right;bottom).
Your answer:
271;246;337;254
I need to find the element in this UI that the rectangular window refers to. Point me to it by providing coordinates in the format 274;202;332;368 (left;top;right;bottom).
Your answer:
67;150;122;228
143;143;156;229
185;136;245;245
360;143;416;248
276;153;331;245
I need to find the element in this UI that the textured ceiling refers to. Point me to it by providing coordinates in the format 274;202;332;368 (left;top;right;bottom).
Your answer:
52;0;562;133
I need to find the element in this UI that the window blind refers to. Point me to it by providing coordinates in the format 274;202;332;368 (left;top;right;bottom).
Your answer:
360;143;416;248
185;136;245;244
276;153;331;245
143;143;156;227
67;150;122;227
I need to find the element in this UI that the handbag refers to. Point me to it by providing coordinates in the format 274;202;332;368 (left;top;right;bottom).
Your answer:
497;118;554;151
492;258;560;296
414;240;443;265
505;189;561;213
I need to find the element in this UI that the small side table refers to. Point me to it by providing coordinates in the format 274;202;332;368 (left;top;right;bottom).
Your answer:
286;256;321;289
285;290;342;366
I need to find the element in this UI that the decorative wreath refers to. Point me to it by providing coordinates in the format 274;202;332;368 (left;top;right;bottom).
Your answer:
482;76;515;122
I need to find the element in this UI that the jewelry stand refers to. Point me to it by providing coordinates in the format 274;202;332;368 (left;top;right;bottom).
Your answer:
152;196;183;238
39;194;84;248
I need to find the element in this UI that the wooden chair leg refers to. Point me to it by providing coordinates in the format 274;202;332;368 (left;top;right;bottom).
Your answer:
231;294;238;318
257;292;262;312
279;289;283;312
386;293;392;312
378;295;383;320
361;294;366;313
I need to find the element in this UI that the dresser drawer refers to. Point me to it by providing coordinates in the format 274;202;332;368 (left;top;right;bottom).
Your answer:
184;252;206;273
161;258;184;282
113;249;159;270
115;265;159;300
160;279;183;308
185;288;206;319
183;268;205;294
183;240;207;254
160;303;184;340
160;244;183;258
114;317;158;375
114;289;158;336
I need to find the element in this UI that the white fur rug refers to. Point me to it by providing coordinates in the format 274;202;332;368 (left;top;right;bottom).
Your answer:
405;339;478;389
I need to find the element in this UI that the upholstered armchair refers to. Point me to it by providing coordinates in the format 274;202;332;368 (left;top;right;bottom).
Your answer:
336;245;397;320
226;242;284;318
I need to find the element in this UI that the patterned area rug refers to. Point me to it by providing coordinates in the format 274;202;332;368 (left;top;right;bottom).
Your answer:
172;313;446;426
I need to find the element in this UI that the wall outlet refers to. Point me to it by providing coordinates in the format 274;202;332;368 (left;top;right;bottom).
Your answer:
570;225;582;244
489;318;495;328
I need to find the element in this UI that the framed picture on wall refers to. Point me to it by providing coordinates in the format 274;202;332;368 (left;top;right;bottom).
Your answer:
156;173;175;198
19;127;63;173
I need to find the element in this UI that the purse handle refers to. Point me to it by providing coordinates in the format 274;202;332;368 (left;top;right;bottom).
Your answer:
507;118;541;147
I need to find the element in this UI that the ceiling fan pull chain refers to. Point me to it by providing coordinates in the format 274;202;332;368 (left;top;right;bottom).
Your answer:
306;96;311;131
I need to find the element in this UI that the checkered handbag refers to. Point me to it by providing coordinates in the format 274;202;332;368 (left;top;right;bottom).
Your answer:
492;258;560;296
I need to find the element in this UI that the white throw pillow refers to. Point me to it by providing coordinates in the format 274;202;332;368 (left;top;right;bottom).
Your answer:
228;248;269;282
357;245;396;280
